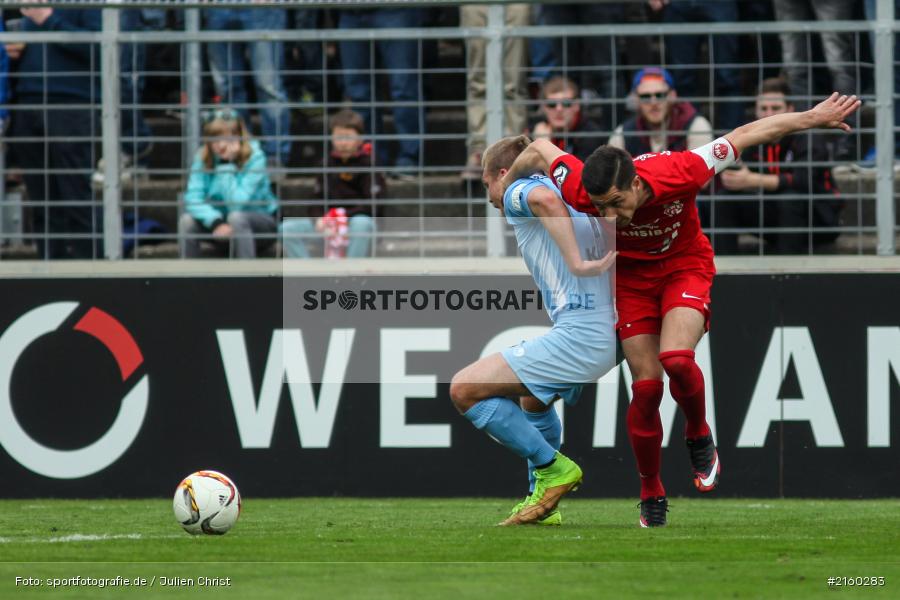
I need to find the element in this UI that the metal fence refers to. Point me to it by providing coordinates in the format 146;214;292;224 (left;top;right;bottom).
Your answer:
0;0;895;260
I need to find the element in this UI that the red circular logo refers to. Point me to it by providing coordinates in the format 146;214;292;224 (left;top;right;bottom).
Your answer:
713;142;729;160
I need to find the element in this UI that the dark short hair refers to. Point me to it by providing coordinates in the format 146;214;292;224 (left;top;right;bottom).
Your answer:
330;108;365;134
758;77;791;98
582;145;636;196
541;76;579;99
482;134;532;176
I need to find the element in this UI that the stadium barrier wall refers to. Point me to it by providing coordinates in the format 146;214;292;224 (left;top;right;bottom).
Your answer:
0;258;897;498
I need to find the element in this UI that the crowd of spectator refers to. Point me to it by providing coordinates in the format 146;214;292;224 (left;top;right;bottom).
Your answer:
0;2;882;259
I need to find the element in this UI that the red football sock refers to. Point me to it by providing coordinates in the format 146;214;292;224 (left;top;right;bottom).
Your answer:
626;379;665;500
659;349;711;439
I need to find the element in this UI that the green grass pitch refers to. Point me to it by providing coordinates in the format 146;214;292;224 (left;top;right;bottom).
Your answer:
0;498;898;599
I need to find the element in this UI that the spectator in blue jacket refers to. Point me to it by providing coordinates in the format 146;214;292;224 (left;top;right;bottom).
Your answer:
179;108;278;258
5;7;101;259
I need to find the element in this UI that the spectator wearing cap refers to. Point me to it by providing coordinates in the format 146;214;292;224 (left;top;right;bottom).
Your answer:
608;67;713;157
529;76;606;161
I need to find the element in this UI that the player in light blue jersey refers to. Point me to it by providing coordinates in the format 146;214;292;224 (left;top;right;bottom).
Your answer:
449;135;617;525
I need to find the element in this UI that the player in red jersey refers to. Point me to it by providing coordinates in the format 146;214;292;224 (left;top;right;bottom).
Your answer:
501;92;861;527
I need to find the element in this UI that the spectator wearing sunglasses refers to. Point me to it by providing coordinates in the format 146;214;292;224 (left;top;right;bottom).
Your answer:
179;109;278;259
608;67;712;157
529;76;606;162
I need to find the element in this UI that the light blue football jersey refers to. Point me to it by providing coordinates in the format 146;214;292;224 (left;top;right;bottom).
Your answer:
503;174;614;324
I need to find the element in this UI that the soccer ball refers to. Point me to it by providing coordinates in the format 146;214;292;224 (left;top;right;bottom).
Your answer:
173;470;241;535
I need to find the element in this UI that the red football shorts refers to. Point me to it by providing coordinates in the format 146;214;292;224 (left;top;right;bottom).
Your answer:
615;253;714;340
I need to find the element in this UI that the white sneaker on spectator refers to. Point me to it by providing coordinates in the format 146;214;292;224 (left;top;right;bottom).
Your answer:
92;154;145;188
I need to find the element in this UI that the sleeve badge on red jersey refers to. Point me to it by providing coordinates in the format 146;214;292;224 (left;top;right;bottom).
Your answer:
552;163;569;187
713;142;729;161
663;200;684;217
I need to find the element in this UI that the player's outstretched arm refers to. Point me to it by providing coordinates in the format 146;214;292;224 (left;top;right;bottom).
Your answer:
725;93;861;155
527;186;617;277
500;139;568;198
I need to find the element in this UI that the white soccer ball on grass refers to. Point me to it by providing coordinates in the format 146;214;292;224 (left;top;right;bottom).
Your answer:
172;470;241;535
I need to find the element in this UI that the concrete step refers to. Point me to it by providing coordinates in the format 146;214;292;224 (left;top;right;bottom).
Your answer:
114;174;486;232
832;164;900;227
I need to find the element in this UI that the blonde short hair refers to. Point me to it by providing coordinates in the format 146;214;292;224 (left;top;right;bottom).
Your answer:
481;134;532;176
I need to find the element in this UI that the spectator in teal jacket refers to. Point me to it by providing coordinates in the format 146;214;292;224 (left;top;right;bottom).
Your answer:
179;108;278;258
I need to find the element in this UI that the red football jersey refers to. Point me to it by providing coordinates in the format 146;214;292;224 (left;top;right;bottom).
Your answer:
549;138;739;262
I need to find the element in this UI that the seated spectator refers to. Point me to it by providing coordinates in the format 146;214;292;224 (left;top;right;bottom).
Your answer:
280;109;385;259
718;78;843;255
530;76;605;161
179;109;278;258
538;2;626;131
608;67;713;156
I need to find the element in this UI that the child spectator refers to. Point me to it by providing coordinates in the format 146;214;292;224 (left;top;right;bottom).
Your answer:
280;109;385;258
179;108;278;258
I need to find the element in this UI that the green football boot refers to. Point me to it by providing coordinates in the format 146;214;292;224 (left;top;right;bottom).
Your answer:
505;495;562;526
501;453;582;525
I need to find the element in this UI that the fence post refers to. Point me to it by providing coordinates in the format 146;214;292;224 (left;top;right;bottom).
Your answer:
101;8;122;259
184;9;202;168
484;4;506;257
875;0;896;255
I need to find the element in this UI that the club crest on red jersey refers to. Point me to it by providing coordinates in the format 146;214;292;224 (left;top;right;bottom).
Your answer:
663;200;684;217
713;142;729;160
